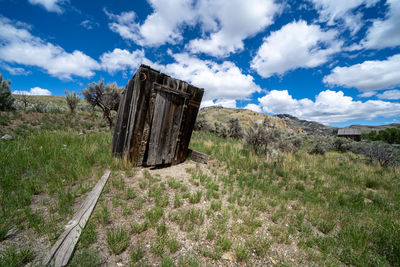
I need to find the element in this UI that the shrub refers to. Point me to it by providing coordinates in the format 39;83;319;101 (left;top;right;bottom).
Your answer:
82;79;122;128
308;142;326;155
228;118;243;139
65;90;80;113
0;73;14;111
245;119;281;155
362;141;399;167
33;101;48;113
344;141;399;167
194;118;211;132
16;93;31;110
363;128;400;144
332;137;351;152
213;122;227;138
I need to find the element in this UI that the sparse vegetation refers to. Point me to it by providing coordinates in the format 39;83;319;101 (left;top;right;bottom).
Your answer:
1;100;399;266
82;79;122;128
64;90;80;114
227;118;243;139
106;227;130;254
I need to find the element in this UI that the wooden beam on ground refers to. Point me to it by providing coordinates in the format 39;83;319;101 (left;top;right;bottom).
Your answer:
43;170;111;267
188;149;208;164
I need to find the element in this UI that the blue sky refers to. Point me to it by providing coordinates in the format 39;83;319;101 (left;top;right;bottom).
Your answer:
0;0;400;126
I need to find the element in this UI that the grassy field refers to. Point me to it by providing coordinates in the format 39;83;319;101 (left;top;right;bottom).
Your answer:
0;107;399;266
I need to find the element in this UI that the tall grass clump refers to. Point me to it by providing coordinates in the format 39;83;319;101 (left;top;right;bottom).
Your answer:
0;130;116;233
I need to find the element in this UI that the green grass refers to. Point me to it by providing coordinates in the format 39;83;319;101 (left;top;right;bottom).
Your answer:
131;221;149;234
188;190;202;204
0;246;33;267
68;248;102;267
145;206;163;226
130;245;145;263
189;131;400;266
0;129;126;241
107;227;130;254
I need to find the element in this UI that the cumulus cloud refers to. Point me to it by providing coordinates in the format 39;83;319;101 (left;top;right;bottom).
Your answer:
201;99;237;108
158;53;261;101
0;16;100;79
362;0;400;49
251;20;342;78
323;54;400;91
244;103;262;113
187;0;280;57
258;89;400;124
28;0;66;13
100;48;145;74
377;90;400;100
309;0;379;34
13;86;52;95
105;0;280;57
104;0;196;46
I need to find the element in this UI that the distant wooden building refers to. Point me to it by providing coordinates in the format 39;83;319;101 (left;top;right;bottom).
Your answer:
337;128;361;141
112;65;204;167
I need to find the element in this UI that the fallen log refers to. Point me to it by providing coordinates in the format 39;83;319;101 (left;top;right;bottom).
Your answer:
43;170;111;267
188;149;208;164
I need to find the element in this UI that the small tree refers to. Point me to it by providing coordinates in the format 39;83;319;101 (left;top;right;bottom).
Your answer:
245;119;280;155
228;118;243;139
82;79;122;128
0;73;14;111
64;90;80;114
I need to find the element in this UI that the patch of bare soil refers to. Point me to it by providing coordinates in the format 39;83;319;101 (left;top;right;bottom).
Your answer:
88;159;311;266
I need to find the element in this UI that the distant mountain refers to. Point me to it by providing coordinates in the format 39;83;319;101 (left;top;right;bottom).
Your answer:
198;107;399;137
275;114;338;136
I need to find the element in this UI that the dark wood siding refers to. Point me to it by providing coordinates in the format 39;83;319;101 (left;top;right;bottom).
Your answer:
112;65;204;167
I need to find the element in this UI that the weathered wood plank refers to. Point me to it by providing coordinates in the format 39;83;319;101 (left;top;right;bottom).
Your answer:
43;170;111;267
112;78;135;156
188;149;208;164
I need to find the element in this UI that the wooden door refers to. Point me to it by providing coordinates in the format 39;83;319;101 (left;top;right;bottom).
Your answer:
146;83;189;166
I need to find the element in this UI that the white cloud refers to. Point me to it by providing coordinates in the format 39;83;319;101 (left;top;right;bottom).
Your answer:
0;62;30;75
258;89;400;124
28;0;66;13
80;20;99;30
158;53;261;101
104;0;196;46
187;0;280;57
202;99;236;108
100;48;145;74
323;54;400;91
251;20;342;78
309;0;379;34
377;89;400;100
362;0;400;49
13;86;52;95
0;16;100;79
358;91;376;98
105;0;280;57
244;103;262;113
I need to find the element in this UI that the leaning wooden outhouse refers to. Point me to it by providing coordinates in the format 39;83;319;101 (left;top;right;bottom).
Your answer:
112;65;204;167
